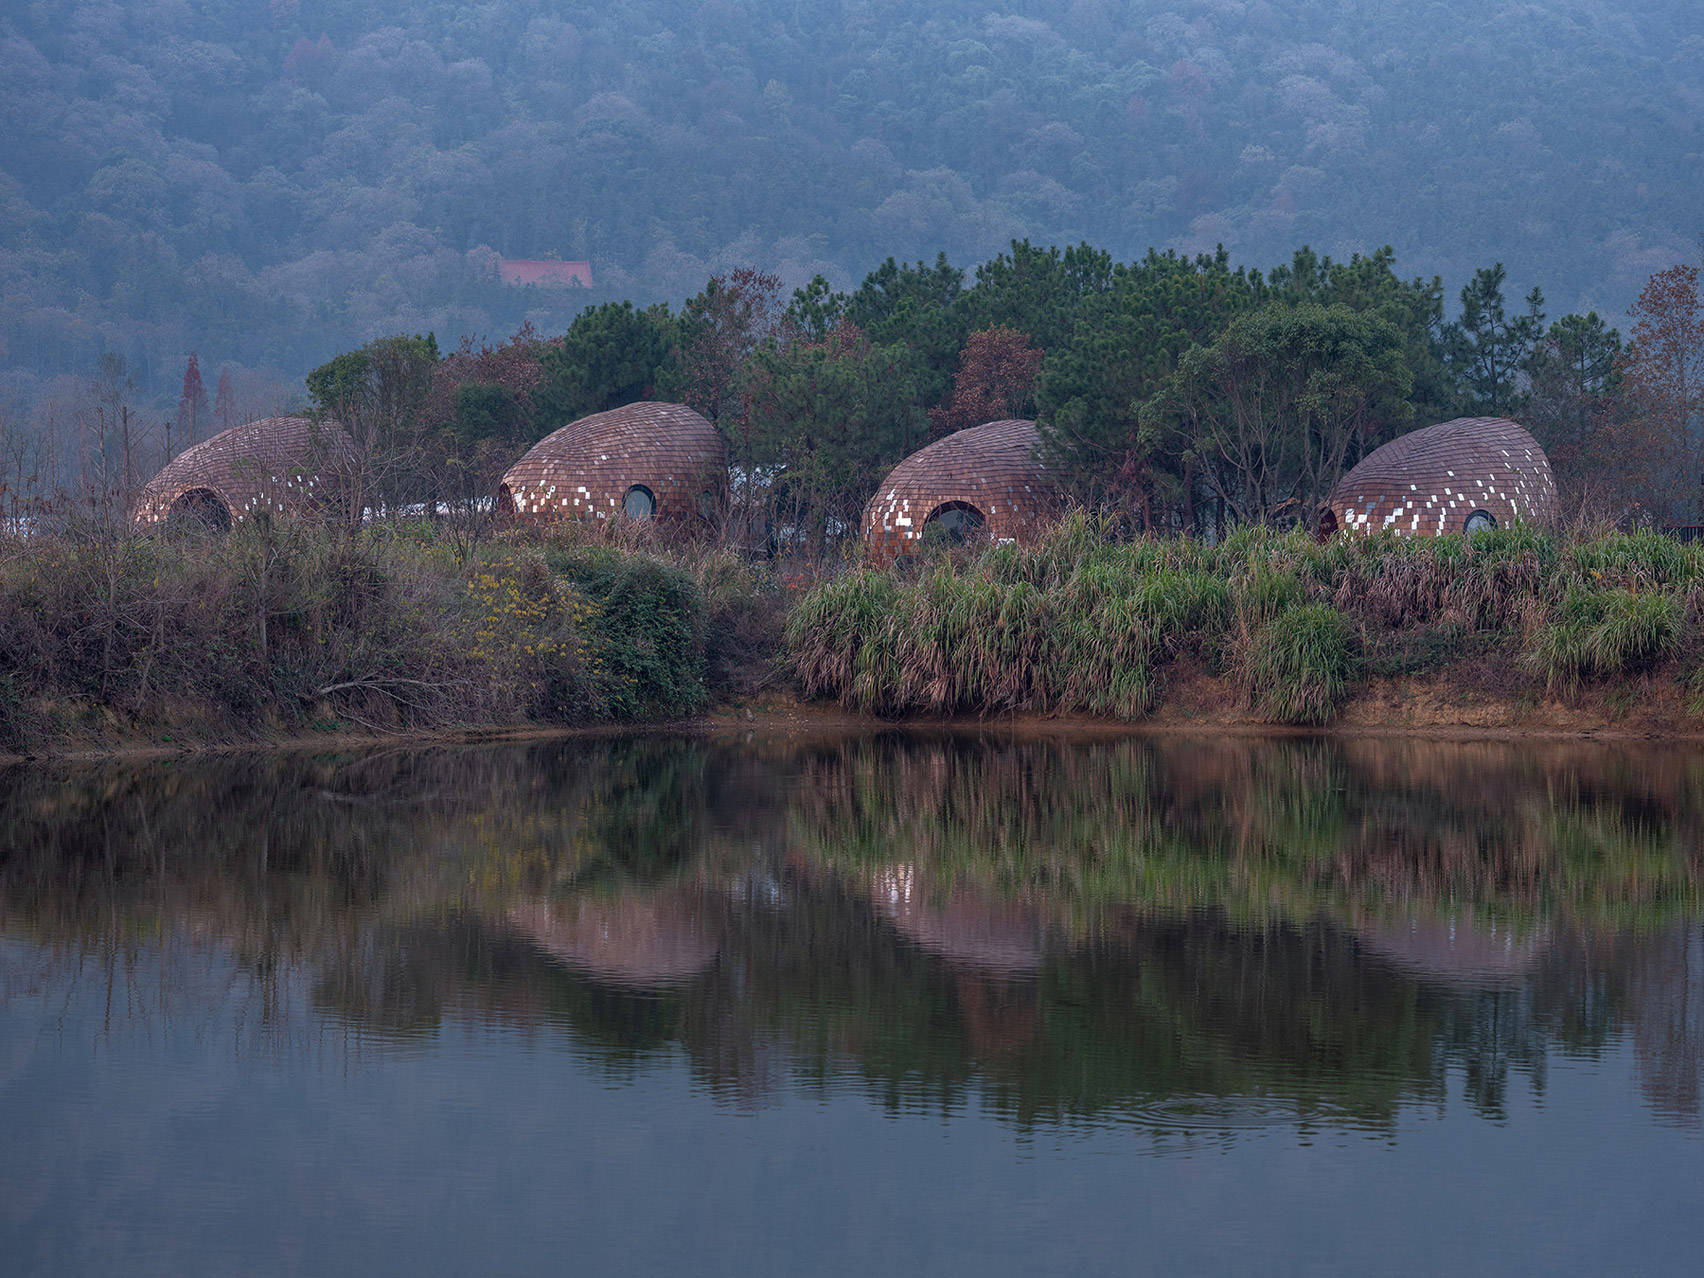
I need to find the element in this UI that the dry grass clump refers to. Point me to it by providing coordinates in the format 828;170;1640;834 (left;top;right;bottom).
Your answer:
0;514;752;748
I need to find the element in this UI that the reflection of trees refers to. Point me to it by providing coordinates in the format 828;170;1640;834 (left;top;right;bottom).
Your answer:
790;734;1704;932
3;734;1704;1129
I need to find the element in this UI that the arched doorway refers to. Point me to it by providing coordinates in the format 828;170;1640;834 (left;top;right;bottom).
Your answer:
923;501;986;546
167;488;231;532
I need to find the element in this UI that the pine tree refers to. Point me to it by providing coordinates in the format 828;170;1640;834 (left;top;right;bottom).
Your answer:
177;353;211;445
1442;264;1545;417
214;365;235;431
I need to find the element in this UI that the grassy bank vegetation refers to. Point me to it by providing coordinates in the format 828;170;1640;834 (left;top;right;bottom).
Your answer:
788;512;1704;726
0;518;787;752
10;508;1704;753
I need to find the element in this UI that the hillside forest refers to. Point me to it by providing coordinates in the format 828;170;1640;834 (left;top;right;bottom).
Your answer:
9;237;1701;545
2;0;1702;440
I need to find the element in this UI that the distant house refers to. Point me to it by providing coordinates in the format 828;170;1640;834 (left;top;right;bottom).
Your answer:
496;259;593;288
1322;416;1559;538
861;418;1062;562
499;401;726;524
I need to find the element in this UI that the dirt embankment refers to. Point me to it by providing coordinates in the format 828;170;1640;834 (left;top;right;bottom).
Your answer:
7;667;1698;766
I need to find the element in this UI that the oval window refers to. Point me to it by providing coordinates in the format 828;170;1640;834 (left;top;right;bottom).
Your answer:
623;485;656;520
1464;509;1497;535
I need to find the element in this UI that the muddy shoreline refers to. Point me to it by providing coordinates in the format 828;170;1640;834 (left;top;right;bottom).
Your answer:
4;671;1700;766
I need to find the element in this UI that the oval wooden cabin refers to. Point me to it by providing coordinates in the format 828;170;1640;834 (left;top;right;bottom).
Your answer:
861;419;1060;562
133;416;350;530
1323;417;1559;538
499;401;727;523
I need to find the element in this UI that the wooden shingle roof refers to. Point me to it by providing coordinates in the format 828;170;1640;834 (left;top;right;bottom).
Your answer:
861;418;1060;561
500;401;727;521
1328;417;1559;537
133;416;352;527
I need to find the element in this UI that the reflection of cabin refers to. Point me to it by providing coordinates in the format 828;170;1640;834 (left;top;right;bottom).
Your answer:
870;866;1042;974
861;418;1060;562
1322;417;1559;538
506;891;719;988
133;416;350;530
1353;914;1547;989
499;401;727;524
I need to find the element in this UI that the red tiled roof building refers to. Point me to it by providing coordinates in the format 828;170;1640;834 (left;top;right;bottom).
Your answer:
861;419;1061;562
1324;417;1560;538
499;401;727;523
497;259;594;288
133;416;352;530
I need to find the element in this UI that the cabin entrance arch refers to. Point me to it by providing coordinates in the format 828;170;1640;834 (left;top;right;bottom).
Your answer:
923;501;986;545
168;488;232;532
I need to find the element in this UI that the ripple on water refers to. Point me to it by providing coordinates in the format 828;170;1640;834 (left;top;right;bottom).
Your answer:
1108;1092;1393;1154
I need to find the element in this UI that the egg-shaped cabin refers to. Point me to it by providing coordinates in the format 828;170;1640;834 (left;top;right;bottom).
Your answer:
861;419;1060;562
499;401;727;524
1322;417;1559;538
133;416;350;531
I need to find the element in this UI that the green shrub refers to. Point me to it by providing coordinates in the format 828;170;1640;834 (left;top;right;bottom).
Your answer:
569;554;706;720
1230;559;1303;633
786;568;898;702
1562;530;1695;590
1240;604;1359;725
1525;588;1681;691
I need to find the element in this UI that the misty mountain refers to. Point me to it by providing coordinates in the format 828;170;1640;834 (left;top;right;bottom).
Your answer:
1;0;1699;407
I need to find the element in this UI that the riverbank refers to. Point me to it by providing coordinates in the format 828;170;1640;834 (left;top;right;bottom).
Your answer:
6;674;1701;767
0;517;787;756
790;514;1704;731
6;514;1704;762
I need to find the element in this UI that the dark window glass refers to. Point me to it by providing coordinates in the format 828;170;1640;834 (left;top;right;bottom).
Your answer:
624;485;656;519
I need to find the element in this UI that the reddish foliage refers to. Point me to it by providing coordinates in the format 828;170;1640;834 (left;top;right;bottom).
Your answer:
176;353;209;445
1618;263;1704;522
928;326;1043;439
423;321;557;429
679;267;788;426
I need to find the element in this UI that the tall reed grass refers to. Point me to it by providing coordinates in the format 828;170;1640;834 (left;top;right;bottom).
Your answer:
785;513;1704;725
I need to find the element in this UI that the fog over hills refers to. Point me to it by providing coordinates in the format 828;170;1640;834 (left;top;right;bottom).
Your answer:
2;0;1699;407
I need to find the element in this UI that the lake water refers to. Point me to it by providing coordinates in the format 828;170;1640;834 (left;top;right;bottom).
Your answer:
2;732;1701;1275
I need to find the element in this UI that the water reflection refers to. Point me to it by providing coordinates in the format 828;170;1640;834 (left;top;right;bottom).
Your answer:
3;734;1702;1134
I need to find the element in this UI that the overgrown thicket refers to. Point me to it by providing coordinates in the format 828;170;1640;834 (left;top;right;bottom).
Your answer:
12;504;1704;750
788;513;1704;725
0;518;787;750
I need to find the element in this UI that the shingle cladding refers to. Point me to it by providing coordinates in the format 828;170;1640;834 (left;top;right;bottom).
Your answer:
499;401;727;522
133;416;350;527
861;418;1060;562
1328;416;1559;538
